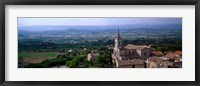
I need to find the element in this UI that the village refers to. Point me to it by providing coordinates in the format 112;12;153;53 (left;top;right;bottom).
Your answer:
19;28;182;68
87;29;182;68
87;47;182;68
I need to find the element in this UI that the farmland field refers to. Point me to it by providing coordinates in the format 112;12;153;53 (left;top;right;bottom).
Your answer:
18;52;58;59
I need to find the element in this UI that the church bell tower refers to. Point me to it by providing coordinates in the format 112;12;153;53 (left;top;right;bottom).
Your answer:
114;27;122;57
115;27;122;48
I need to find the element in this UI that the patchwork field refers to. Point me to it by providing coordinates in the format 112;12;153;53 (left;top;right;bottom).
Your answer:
18;52;58;64
18;52;58;59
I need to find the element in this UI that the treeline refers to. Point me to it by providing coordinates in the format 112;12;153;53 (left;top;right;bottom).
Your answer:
19;38;181;52
123;38;182;45
153;44;182;52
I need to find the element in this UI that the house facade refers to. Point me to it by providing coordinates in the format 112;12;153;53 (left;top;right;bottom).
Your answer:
87;51;99;61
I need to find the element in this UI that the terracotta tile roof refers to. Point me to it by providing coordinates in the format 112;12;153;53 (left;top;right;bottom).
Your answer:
164;52;173;58
117;59;144;66
164;51;182;59
124;44;150;51
148;57;162;62
173;51;182;56
151;51;164;56
172;56;181;62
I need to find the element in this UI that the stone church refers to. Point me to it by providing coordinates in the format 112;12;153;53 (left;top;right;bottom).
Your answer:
112;29;151;68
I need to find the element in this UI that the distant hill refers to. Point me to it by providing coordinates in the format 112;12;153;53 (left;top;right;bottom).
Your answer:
18;24;182;32
18;24;182;39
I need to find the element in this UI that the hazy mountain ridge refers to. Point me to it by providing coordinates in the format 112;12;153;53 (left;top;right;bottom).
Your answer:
18;24;182;32
18;24;182;45
18;24;182;36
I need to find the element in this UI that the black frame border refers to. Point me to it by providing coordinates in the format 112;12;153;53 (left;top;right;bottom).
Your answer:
0;0;200;86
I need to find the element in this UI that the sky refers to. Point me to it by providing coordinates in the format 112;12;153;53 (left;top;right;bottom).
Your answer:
18;18;182;27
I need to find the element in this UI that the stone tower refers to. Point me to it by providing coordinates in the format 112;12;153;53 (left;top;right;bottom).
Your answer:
113;27;122;57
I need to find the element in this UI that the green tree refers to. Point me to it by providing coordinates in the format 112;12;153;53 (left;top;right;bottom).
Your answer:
94;53;110;67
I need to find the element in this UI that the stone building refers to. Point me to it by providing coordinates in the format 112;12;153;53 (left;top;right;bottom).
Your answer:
145;57;173;68
112;28;151;68
87;51;99;61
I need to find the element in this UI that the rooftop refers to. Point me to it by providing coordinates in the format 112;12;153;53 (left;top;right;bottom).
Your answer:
124;44;151;51
173;50;182;56
164;51;182;59
148;57;162;62
151;51;164;56
117;59;145;66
